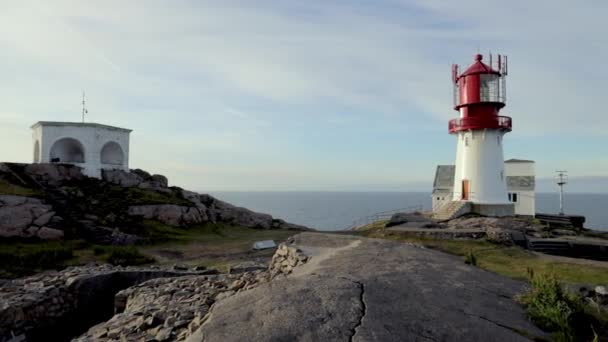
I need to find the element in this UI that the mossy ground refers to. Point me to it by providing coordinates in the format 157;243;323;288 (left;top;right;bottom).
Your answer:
0;179;41;197
0;223;297;279
360;228;608;285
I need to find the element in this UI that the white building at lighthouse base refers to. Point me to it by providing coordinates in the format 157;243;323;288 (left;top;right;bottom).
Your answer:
432;159;535;218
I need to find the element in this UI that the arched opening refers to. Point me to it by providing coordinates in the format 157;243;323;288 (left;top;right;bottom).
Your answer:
34;140;41;163
100;141;124;165
49;138;85;163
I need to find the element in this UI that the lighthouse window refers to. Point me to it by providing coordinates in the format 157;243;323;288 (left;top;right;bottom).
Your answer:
465;137;469;146
480;74;500;102
497;136;501;145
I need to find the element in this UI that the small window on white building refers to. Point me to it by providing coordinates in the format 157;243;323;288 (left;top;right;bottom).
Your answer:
465;137;469;146
497;135;501;145
508;192;518;203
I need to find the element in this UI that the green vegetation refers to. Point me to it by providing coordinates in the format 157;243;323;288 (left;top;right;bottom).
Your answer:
464;249;477;266
95;246;155;266
362;230;608;285
518;269;608;341
0;179;40;197
0;241;75;278
0;222;297;278
354;219;389;231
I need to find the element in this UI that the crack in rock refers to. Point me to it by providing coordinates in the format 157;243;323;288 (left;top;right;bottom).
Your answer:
460;311;537;340
339;277;366;342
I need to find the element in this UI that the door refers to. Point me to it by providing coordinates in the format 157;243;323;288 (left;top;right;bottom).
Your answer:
462;179;470;200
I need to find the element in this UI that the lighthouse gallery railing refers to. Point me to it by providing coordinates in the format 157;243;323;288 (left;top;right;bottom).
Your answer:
448;115;512;133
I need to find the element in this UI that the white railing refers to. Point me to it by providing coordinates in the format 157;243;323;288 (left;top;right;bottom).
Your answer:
347;205;424;230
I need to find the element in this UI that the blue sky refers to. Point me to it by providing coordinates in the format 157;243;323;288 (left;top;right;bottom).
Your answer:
0;0;607;192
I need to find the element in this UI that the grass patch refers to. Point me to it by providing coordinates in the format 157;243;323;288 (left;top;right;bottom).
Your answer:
0;241;75;278
518;269;608;341
363;230;608;285
354;219;389;231
93;245;155;266
464;249;478;266
122;187;192;206
0;179;41;197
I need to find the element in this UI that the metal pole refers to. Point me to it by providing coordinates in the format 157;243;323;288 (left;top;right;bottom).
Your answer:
556;171;567;216
559;184;564;215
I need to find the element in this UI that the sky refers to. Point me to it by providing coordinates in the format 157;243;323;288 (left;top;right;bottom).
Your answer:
0;0;607;192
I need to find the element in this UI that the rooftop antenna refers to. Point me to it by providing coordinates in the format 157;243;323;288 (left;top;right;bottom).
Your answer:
556;170;568;215
81;91;88;123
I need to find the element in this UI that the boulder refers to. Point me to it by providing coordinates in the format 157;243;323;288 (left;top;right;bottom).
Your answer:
127;205;206;226
386;212;430;228
0;195;33;206
33;211;55;227
23;163;83;185
36;227;64;240
151;175;168;188
0;197;53;232
102;169;143;187
486;227;514;246
131;169;152;180
210;200;273;229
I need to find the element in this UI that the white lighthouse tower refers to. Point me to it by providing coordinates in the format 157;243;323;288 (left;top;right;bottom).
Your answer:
440;53;515;218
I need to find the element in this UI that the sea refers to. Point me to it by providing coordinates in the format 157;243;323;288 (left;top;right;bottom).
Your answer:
210;192;608;231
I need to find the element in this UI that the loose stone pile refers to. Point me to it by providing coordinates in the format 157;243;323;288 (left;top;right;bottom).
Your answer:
76;271;269;342
269;243;309;278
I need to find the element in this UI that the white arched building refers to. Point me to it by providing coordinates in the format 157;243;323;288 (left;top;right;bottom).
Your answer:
31;121;132;178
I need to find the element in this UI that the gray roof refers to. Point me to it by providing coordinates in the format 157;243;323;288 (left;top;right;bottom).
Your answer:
505;159;534;163
31;121;132;133
433;165;455;189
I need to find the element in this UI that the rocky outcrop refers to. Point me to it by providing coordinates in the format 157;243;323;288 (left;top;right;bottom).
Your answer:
190;232;547;341
102;169;172;193
76;272;268;342
0;265;212;342
22;163;83;186
127;205;207;227
0;195;60;239
0;164;310;245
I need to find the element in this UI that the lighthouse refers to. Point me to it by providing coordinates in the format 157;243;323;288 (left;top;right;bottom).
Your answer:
433;54;516;219
432;53;537;219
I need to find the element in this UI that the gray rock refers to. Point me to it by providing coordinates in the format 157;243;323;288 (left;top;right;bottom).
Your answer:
127;205;206;226
386;212;430;228
486;227;514;245
23;163;84;185
596;286;607;296
33;211;55;227
151;174;169;188
102;169;143;187
190;233;547;342
36;227;64;240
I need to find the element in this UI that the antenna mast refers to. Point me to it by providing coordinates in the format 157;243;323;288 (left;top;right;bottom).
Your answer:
81;91;88;123
555;170;568;215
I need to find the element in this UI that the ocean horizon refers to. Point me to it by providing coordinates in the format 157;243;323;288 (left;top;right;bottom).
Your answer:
210;191;608;231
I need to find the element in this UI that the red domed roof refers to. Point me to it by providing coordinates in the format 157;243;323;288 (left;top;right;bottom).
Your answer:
459;54;500;78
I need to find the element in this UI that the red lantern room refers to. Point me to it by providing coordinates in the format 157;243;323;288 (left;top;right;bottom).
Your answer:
448;54;512;133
